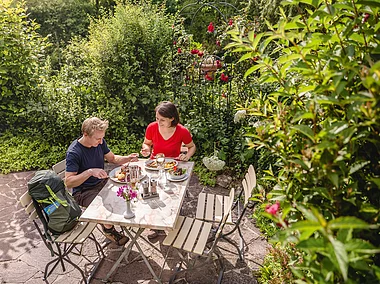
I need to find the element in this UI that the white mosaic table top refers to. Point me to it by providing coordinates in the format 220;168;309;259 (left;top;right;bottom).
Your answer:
80;159;194;231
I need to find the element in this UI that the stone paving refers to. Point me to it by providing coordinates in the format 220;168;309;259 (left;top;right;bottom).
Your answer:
0;167;269;284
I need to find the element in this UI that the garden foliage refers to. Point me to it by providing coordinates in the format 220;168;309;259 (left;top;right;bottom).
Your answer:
227;0;380;282
0;0;49;132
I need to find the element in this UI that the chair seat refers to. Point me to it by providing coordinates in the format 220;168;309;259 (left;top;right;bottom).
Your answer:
163;216;213;255
55;222;97;244
195;192;233;224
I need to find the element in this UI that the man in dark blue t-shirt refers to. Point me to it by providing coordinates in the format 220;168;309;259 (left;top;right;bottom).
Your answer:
66;117;138;246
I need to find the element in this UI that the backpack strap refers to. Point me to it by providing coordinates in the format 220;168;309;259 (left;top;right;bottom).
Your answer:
37;185;68;207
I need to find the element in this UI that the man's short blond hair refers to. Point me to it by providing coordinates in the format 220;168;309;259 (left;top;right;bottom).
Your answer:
81;117;109;136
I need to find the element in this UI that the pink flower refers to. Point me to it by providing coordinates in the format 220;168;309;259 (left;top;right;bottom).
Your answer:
197;51;204;57
191;49;199;54
216;40;221;46
207;22;215;33
177;48;182;53
228;19;233;26
117;184;138;202
265;201;280;215
220;73;229;82
173;41;176;45
362;13;370;23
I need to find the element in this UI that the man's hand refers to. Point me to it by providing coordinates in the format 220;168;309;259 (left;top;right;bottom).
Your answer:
88;168;108;179
127;153;139;162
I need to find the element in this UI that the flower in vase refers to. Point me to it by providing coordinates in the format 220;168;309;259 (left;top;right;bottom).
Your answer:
117;184;138;202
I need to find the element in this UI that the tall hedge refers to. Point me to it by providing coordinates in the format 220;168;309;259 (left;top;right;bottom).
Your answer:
0;0;48;133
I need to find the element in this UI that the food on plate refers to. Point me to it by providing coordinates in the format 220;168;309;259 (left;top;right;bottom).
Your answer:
168;166;187;179
146;160;177;169
114;165;142;182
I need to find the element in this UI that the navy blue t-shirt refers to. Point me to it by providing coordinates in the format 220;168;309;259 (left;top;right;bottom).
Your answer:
66;138;110;194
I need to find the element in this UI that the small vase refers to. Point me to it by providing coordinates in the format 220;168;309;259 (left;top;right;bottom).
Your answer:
123;200;135;219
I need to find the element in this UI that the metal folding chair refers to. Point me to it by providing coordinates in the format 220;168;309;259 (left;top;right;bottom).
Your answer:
19;190;104;283
160;188;235;283
195;164;257;260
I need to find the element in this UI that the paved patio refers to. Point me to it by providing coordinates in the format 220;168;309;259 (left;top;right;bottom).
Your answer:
0;168;269;283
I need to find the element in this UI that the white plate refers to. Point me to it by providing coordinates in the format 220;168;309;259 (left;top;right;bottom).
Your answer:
167;173;189;182
145;158;178;171
109;166;146;184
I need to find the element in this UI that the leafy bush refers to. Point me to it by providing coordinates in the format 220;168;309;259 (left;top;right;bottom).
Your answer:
0;0;49;132
0;132;66;174
34;1;174;149
227;0;380;282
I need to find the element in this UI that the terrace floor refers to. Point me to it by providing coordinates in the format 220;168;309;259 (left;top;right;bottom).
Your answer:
0;166;269;283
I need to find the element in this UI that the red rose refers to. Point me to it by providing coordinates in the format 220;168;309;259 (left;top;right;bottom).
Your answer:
173;41;176;45
177;48;182;53
197;51;204;57
220;73;229;82
216;60;222;68
205;74;213;81
207;22;215;33
216;40;221;46
228;19;233;26
191;49;199;54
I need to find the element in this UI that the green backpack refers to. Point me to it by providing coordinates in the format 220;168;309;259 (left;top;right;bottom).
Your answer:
28;170;82;235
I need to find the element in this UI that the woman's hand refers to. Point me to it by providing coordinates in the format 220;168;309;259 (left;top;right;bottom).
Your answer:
178;153;189;161
140;144;151;157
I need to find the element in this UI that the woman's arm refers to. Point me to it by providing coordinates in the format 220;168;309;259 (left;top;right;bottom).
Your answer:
141;138;153;157
178;141;196;161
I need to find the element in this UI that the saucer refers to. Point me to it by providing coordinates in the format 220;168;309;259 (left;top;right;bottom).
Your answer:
167;173;189;182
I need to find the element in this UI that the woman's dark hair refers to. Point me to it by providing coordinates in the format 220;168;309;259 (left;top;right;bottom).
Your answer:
155;101;179;127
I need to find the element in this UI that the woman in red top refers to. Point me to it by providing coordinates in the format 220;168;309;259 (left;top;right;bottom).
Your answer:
141;101;196;160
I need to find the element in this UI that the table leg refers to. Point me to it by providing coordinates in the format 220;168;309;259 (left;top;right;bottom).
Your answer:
103;227;143;281
124;228;162;284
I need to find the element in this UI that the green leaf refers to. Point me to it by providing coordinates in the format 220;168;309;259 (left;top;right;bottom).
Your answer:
327;172;339;188
244;64;262;78
327;217;371;230
292;125;315;142
329;238;348;281
349;161;370;175
290;220;322;232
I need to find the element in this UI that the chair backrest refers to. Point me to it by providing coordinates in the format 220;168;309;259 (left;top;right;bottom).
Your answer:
20;191;39;221
209;188;234;252
243;165;256;206
52;159;66;179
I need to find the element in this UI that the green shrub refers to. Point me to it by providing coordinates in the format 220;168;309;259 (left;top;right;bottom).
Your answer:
0;0;49;132
0;132;66;174
227;0;380;282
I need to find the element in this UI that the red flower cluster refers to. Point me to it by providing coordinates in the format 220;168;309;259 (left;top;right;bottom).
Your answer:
265;201;280;215
177;48;182;53
216;60;222;68
220;73;229;82
207;22;215;33
228;19;233;26
190;49;204;57
205;74;213;81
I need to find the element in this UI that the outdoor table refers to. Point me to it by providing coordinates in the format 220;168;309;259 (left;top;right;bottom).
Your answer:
79;158;194;283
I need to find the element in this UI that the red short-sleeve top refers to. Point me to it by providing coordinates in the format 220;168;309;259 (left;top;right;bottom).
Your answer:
145;122;192;158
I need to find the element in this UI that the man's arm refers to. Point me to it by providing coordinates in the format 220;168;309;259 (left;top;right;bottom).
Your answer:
105;151;139;165
65;168;108;188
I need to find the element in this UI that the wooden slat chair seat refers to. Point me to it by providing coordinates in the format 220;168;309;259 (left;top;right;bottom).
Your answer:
195;165;257;261
19;191;104;283
161;189;234;284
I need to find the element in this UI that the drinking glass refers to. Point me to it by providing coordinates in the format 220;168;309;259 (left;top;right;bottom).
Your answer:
155;153;165;182
129;165;139;189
